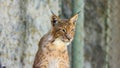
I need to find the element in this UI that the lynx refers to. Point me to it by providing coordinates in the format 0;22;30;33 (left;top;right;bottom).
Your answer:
33;12;78;68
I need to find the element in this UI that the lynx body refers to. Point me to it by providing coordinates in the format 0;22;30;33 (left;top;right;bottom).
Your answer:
33;13;78;68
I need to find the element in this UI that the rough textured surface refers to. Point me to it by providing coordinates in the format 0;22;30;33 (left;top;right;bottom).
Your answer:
0;0;26;68
84;0;107;68
107;0;120;68
0;0;60;68
61;0;72;18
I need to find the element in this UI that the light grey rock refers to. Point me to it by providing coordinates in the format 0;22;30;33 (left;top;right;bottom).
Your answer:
0;0;60;68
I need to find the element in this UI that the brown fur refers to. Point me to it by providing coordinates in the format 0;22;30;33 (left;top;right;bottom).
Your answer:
33;13;78;68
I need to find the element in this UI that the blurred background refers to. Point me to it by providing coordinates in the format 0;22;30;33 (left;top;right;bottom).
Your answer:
0;0;120;68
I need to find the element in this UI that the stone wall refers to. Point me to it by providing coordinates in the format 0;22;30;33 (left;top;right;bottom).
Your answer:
107;0;120;68
84;0;107;68
0;0;60;68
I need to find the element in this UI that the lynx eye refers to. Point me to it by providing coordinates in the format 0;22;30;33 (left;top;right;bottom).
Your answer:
62;29;66;32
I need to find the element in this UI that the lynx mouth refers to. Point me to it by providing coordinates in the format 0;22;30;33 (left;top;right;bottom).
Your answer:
53;38;70;46
55;37;72;45
63;40;71;46
61;38;70;42
62;38;73;44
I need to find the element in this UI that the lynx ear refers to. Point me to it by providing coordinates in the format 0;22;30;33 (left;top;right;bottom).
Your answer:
51;11;59;26
69;14;78;24
51;14;59;26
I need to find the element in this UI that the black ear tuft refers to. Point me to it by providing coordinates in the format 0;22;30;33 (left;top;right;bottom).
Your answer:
50;10;55;15
51;14;58;26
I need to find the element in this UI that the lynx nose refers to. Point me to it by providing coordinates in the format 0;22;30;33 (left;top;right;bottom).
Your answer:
66;34;71;40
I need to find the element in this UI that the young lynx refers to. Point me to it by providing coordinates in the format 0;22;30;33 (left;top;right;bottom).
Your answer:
33;12;78;68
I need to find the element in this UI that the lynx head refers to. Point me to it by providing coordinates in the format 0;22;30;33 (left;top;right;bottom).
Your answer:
51;12;78;45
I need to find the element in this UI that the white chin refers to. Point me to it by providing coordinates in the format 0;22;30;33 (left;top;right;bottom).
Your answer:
64;42;71;46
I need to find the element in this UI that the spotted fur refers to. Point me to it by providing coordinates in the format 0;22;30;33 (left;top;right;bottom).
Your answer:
33;13;78;68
